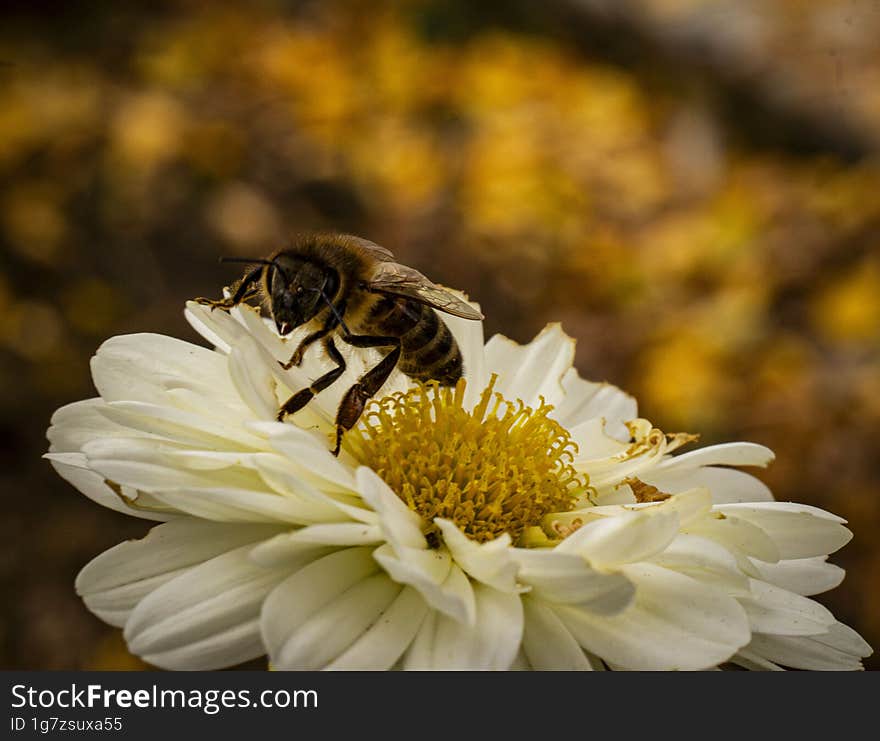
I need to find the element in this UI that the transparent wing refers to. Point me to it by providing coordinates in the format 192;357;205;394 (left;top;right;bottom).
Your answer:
368;261;484;320
344;235;396;261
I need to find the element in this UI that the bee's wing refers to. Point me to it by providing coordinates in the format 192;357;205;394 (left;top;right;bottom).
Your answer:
345;235;396;262
368;262;484;320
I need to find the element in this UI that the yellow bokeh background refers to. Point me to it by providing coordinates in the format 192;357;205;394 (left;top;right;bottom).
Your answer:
1;0;879;669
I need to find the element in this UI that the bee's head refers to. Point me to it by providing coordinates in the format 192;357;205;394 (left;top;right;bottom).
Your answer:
267;255;339;336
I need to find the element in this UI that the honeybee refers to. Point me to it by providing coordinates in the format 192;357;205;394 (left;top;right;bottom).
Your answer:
196;234;483;455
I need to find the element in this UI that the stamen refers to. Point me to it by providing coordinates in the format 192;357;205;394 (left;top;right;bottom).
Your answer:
350;375;587;544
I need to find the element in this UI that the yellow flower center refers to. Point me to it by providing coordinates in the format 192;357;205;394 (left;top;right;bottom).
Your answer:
348;375;585;545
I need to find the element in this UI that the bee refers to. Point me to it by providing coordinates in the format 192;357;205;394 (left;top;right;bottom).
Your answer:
196;233;483;455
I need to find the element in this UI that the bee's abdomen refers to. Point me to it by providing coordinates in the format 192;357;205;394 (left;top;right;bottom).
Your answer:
366;297;462;385
399;303;462;385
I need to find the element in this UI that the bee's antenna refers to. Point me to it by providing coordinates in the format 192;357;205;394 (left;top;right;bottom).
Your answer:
219;256;290;284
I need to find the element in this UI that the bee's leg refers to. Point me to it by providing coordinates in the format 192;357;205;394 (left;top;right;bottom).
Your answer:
277;337;346;421
194;265;263;311
280;318;340;370
334;335;401;455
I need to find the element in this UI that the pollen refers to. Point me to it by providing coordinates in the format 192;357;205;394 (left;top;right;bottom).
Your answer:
348;375;586;544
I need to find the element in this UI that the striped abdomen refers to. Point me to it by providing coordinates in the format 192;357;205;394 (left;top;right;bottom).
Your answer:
363;295;462;384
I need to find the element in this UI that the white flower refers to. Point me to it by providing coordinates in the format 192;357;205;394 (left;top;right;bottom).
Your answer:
46;301;872;670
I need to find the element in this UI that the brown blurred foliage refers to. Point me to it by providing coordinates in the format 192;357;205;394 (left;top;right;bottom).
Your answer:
1;0;878;670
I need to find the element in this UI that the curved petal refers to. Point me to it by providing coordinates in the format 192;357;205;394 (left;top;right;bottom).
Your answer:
484;325;574;408
738;579;836;636
76;520;282;627
228;334;284;420
650;534;750;595
47;398;144;453
641;466;774;504
90;333;231;398
185;301;268;356
655;443;775;471
124;537;296;669
557;508;680;567
373;544;474;624
555;371;637;438
557;563;751;670
97;401;264;450
435;519;519;593
684;512;780;564
47;456;171;521
746;622;871;670
283;522;383;546
267;573;401;670
257;423;358;493
513;548;634;615
149;487;349;525
716;503;851;559
254;453;369;524
326;587;429;670
521;597;596;670
260;547;380;668
403;584;523;670
748;556;844;597
357;467;425;550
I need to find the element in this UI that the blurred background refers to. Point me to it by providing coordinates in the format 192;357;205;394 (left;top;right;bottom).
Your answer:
1;0;879;670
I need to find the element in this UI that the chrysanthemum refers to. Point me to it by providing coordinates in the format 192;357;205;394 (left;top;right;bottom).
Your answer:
46;301;872;670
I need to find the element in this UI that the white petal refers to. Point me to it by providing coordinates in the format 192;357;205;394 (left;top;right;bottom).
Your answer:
739;579;836;636
748;556;844;596
655;442;775;471
716;503;851;559
268;573;401;669
48;457;170;521
627;486;713;527
228;335;283;420
248;533;335;569
253;454;370;524
357;467;426;550
555;371;637;439
730;648;784;671
403;584;523;670
98;401;264;450
85;454;263;496
90;333;238;406
327;587;429;670
684;512;780;563
257;421;357;493
568;418;630;461
373;544;475;624
149;487;339;525
434;519;519;592
521;597;596;670
184;301;250;354
651;534;750;595
284;522;383;546
641;466;774;504
76;520;281;626
47;398;143;453
124;540;293;669
557;563;751;670
513;548;634;615
260;547;379;668
747;622;870;670
557;508;680;567
484;324;574;408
